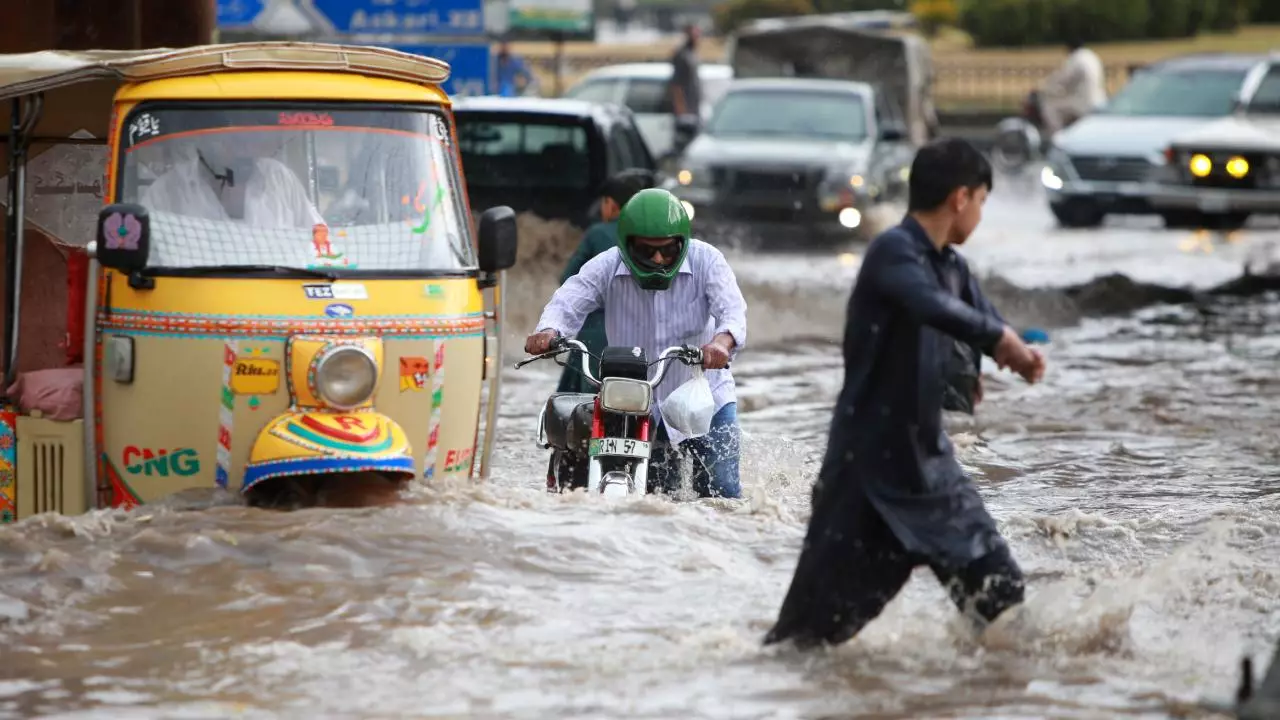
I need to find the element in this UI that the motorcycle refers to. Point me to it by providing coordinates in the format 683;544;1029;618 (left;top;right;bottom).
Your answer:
991;89;1047;176
515;337;704;497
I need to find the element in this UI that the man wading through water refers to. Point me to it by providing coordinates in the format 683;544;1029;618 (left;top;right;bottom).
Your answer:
765;138;1045;648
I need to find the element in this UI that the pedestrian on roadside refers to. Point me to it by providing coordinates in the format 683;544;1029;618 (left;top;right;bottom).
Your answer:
667;24;703;159
496;40;537;97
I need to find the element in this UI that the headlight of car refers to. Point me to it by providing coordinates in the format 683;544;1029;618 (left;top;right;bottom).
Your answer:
1041;148;1071;189
314;346;379;410
599;378;651;415
818;167;864;210
676;162;710;187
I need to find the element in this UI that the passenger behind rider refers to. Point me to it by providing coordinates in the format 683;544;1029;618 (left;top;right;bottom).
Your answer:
556;167;658;395
526;188;748;499
141;133;324;228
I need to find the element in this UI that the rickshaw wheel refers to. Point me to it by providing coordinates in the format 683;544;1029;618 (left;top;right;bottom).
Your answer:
244;471;408;510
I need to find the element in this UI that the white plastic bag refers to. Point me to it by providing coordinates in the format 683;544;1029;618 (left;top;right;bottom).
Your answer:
661;367;715;439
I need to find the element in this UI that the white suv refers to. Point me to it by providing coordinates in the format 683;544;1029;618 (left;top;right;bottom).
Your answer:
563;62;733;160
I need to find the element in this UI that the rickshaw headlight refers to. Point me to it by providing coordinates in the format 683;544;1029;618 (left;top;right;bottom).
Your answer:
600;378;651;414
314;346;379;409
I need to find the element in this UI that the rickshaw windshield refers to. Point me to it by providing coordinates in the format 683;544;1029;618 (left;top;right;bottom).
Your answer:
118;105;477;273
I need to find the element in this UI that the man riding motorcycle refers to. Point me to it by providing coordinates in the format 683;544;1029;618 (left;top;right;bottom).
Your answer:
1039;38;1107;138
525;188;748;499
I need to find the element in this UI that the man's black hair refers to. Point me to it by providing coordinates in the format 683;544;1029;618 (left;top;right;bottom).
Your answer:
601;168;656;206
907;137;993;212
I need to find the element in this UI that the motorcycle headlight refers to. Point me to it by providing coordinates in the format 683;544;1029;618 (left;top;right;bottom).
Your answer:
314;346;379;410
599;378;651;415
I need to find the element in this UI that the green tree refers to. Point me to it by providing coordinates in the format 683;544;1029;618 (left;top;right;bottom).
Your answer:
1146;0;1195;38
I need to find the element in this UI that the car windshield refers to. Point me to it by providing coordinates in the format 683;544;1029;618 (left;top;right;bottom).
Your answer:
1102;69;1247;117
456;116;591;189
705;89;868;141
118;105;475;273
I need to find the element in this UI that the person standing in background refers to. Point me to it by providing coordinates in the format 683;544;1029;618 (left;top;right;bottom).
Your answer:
555;168;656;394
667;24;703;158
496;40;536;97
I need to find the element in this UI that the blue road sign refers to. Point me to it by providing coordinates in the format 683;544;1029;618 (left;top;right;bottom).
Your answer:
217;0;267;28
306;0;485;36
390;44;491;97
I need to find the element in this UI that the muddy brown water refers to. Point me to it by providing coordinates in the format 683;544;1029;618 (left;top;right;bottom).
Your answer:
1;187;1278;719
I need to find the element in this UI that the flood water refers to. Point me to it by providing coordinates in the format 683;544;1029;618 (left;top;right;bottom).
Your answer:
2;183;1279;719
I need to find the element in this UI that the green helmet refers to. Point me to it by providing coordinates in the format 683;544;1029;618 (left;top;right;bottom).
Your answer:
616;188;691;291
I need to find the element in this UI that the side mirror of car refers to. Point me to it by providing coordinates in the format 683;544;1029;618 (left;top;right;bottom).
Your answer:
880;123;907;142
477;206;518;282
94;203;153;289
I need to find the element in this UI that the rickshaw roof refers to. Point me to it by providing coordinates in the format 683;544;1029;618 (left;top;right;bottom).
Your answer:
0;43;452;142
0;42;450;104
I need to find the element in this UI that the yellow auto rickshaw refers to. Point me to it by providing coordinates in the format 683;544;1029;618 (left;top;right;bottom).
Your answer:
0;42;516;520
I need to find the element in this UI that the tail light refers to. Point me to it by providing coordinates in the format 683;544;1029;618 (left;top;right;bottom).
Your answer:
590;397;604;439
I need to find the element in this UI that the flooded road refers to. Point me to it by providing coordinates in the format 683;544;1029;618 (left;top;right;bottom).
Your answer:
2;185;1279;718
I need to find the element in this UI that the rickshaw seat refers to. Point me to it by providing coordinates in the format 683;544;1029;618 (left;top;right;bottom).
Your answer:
542;392;595;452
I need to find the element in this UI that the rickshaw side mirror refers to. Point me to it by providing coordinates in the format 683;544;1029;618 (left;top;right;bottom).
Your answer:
95;204;151;278
477;205;518;275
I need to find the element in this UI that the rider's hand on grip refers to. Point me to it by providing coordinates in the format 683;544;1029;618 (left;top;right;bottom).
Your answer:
700;342;730;370
525;329;561;356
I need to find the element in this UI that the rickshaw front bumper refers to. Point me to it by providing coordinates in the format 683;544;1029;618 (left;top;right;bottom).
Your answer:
242;410;416;493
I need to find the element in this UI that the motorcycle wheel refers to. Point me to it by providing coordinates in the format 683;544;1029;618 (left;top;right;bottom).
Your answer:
551;450;589;492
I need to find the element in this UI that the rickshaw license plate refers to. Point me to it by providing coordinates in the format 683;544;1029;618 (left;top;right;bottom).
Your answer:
589;438;650;458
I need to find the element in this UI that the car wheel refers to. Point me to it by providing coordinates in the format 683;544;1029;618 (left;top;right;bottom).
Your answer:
1050;201;1105;229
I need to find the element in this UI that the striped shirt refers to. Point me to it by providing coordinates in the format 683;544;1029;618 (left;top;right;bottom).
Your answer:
535;239;748;445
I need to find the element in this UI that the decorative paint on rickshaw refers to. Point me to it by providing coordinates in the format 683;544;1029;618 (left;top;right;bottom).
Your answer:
90;68;486;507
0;411;15;522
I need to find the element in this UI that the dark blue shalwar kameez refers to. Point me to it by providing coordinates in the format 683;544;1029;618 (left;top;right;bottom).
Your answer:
764;217;1025;648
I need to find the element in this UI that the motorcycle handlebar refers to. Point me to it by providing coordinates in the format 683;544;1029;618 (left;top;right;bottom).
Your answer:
514;339;706;387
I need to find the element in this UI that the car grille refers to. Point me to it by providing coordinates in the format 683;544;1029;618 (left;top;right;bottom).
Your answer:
712;166;818;193
1068;155;1153;183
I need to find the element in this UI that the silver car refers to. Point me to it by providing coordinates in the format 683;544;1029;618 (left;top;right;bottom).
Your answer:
669;77;914;244
1149;55;1280;228
1040;53;1263;228
562;62;734;160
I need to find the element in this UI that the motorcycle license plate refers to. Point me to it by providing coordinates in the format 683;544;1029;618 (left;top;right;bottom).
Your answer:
589;437;650;458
